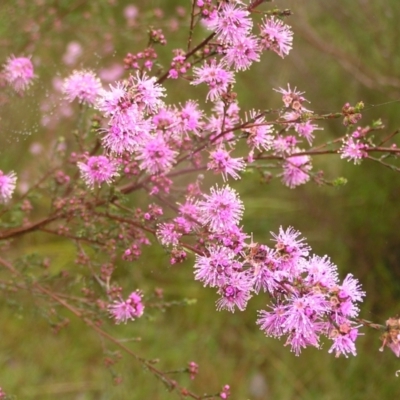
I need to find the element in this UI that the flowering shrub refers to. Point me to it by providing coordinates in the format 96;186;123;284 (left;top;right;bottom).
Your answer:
1;1;400;398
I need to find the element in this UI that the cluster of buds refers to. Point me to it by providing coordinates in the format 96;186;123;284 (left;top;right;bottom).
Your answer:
342;101;364;126
124;47;158;71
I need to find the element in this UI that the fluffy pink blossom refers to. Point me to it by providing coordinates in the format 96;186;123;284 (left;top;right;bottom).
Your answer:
281;154;312;188
328;324;359;358
63;70;102;105
156;222;182;247
259;17;293;58
216;271;253;312
271;226;310;260
77;155;119;188
0;170;17;203
3;55;35;92
303;255;339;288
257;304;287;338
197;184;244;232
129;72;166;113
340;136;368;164
178;101;204;136
135;133;177;175
203;2;252;45
207;147;245;180
222;34;261;71
274;84;310;112
295;121;322;145
102;112;152;154
194;245;239;288
192;60;235;102
96;81;129;118
243;110;274;152
109;291;144;324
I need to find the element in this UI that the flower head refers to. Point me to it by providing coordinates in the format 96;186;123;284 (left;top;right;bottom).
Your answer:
156;222;182;247
197;184;244;232
194;245;239;288
102;111;152;154
0;170;17;203
281;154;312;188
243;110;274;152
340;136;368;164
135;133;177;175
204;2;252;45
63;70;102;105
192;60;235;102
77;155;119;188
3;55;35;92
259;17;293;58
207;147;246;181
328;323;360;358
222;34;261;71
216;271;253;312
109;290;144;324
129;72;166;113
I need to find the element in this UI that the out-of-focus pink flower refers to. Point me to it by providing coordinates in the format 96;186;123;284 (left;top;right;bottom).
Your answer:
3;55;35;92
63;70;102;106
109;291;144;324
0;170;17;203
62;41;83;66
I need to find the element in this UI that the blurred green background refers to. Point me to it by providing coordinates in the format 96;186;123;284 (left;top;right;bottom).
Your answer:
1;0;400;399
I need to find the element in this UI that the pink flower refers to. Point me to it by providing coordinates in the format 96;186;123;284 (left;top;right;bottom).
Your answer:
135;133;177;175
3;55;35;92
129;72;166;113
192;60;235;102
271;226;310;259
274;84;310;111
178;101;204;136
207;147;245;181
216;271;253;312
303;255;339;289
77;155;119;188
294;121;322;145
259;17;293;58
197;184;244;232
156;222;182;247
62;42;83;65
102;112;152;154
194;245;239;288
340;136;368;164
328;324;359;358
243;110;274;151
63;70;102;105
109;290;144;324
204;2;252;45
96;81;129;118
0;170;17;203
281;154;312;188
257;304;287;338
222;35;261;71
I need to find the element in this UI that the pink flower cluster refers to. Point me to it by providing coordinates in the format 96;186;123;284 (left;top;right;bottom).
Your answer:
109;290;144;324
153;183;363;357
193;222;365;357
